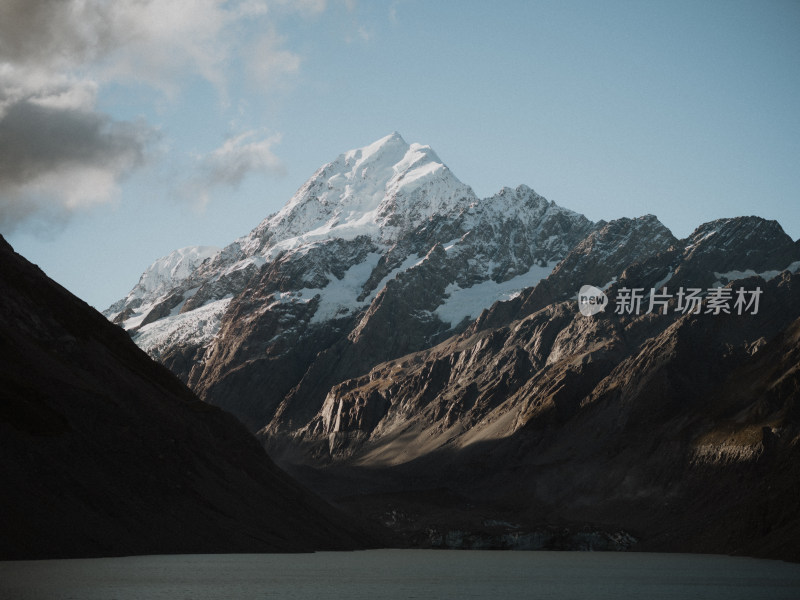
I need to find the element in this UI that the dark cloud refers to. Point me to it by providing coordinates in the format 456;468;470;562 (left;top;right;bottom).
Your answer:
0;0;300;229
0;101;154;233
0;101;147;186
0;0;149;233
0;0;157;233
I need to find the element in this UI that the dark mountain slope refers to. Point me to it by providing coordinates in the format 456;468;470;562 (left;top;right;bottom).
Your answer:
0;235;373;559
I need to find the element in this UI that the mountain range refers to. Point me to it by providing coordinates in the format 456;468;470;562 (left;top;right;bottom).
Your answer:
106;133;800;560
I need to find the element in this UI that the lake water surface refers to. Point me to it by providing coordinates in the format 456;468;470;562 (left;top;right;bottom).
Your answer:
1;550;799;599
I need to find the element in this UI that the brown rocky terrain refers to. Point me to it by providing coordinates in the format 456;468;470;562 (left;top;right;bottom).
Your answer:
270;217;800;561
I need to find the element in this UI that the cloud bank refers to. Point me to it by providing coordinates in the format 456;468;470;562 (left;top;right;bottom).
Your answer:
0;0;307;233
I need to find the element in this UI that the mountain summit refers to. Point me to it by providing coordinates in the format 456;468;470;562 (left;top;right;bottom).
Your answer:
242;131;477;253
106;134;594;431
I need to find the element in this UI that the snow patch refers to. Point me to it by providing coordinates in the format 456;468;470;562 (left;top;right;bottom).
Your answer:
134;297;232;359
301;253;383;324
602;277;617;290
649;270;673;295
121;305;152;330
712;260;800;287
686;228;718;250
221;255;265;276
434;261;557;326
442;237;464;252
363;253;423;304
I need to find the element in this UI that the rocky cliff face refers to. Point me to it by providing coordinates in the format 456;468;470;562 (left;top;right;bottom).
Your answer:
0;235;374;560
290;216;797;460
283;216;800;561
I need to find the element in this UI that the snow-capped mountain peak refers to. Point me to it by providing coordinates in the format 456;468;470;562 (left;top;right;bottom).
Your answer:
240;133;477;256
106;133;595;402
343;131;409;173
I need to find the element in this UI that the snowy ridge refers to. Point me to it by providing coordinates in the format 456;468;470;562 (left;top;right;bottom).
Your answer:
131;245;220;296
134;297;233;362
106;132;595;367
105;245;220;319
239;132;477;257
713;260;800;287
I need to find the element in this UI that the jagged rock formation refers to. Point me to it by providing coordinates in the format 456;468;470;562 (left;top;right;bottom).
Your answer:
293;216;798;460
285;217;800;561
0;236;373;560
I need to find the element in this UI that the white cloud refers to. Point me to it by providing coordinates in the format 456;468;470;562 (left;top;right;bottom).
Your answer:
0;0;264;96
357;26;373;42
202;131;285;186
93;0;234;97
247;29;303;91
0;0;316;232
276;0;327;17
185;131;285;211
26;79;98;112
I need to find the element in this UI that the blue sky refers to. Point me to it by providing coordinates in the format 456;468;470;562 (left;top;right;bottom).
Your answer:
2;0;799;309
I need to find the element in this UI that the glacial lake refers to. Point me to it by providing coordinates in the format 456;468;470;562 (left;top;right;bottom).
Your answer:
1;549;799;599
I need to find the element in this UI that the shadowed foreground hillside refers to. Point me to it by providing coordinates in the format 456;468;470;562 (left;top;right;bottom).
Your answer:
0;236;374;559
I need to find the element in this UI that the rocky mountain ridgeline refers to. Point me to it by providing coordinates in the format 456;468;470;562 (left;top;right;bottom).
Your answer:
106;133;800;560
